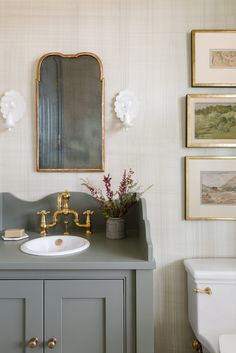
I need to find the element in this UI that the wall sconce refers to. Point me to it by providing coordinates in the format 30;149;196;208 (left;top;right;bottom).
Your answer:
0;90;26;131
114;89;139;131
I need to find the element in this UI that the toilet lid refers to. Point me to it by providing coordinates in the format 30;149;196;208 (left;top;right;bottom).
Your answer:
219;334;236;353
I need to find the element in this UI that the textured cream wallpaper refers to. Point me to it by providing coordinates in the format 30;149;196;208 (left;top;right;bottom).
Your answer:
0;1;236;352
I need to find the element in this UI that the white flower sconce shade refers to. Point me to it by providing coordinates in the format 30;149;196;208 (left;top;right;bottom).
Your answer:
0;90;26;131
114;90;139;130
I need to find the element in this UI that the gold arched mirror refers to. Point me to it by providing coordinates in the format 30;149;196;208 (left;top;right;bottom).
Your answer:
36;52;105;172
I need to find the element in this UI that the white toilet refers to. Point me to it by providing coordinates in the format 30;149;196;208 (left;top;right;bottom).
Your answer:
184;258;236;353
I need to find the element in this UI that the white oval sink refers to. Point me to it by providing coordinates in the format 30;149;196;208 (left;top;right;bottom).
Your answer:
20;235;90;256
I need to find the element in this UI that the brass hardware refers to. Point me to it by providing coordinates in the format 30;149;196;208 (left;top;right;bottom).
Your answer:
55;238;63;246
192;339;203;353
82;210;94;235
37;191;94;236
47;337;57;349
57;191;70;212
37;210;51;236
194;287;212;295
27;337;39;348
64;221;69;235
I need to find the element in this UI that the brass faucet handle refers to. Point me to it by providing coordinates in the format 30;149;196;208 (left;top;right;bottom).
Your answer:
83;210;94;216
37;210;51;216
82;210;94;236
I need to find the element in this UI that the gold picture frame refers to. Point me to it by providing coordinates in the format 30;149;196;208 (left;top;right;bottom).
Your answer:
187;94;236;147
192;29;236;87
186;156;236;220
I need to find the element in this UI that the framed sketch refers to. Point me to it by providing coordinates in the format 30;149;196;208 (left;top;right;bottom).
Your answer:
187;94;236;147
192;30;236;86
186;156;236;220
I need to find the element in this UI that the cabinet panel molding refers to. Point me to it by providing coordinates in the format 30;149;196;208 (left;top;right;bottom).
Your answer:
44;279;124;353
0;280;43;353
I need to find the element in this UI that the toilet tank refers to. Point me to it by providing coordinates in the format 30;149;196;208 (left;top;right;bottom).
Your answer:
184;258;236;335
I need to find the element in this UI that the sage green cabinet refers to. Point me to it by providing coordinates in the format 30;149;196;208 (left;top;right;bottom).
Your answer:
0;279;124;353
0;280;43;353
44;280;124;353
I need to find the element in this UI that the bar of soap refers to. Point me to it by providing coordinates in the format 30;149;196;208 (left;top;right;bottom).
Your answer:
4;229;25;238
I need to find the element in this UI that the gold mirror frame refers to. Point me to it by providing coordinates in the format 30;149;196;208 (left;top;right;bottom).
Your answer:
36;52;105;172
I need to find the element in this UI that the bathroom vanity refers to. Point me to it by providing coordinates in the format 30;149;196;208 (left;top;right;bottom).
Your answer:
0;192;155;353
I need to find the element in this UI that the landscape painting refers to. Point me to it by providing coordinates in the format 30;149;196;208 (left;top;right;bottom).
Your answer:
201;171;236;205
195;103;236;139
187;94;236;147
186;156;236;220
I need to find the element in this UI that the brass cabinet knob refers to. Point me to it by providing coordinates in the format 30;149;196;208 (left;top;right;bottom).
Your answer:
47;337;57;349
28;337;39;348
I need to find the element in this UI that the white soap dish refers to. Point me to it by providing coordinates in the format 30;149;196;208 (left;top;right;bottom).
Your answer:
1;233;29;241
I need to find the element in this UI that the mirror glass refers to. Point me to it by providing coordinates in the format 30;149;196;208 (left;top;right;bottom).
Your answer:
36;53;104;172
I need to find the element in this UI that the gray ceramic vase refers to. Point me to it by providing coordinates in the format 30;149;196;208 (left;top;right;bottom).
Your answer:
106;217;126;240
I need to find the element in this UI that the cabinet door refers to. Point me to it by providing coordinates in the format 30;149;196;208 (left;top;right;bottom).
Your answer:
44;280;124;353
0;280;43;353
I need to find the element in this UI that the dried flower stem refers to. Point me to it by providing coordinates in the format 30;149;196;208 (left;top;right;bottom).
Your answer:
82;169;151;218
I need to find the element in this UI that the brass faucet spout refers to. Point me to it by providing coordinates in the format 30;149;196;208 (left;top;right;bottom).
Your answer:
57;193;62;210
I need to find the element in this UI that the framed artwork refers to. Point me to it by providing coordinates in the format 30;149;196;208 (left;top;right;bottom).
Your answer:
192;30;236;87
187;94;236;147
186;156;236;220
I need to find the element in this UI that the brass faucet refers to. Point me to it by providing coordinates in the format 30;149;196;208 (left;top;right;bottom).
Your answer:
37;191;94;237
